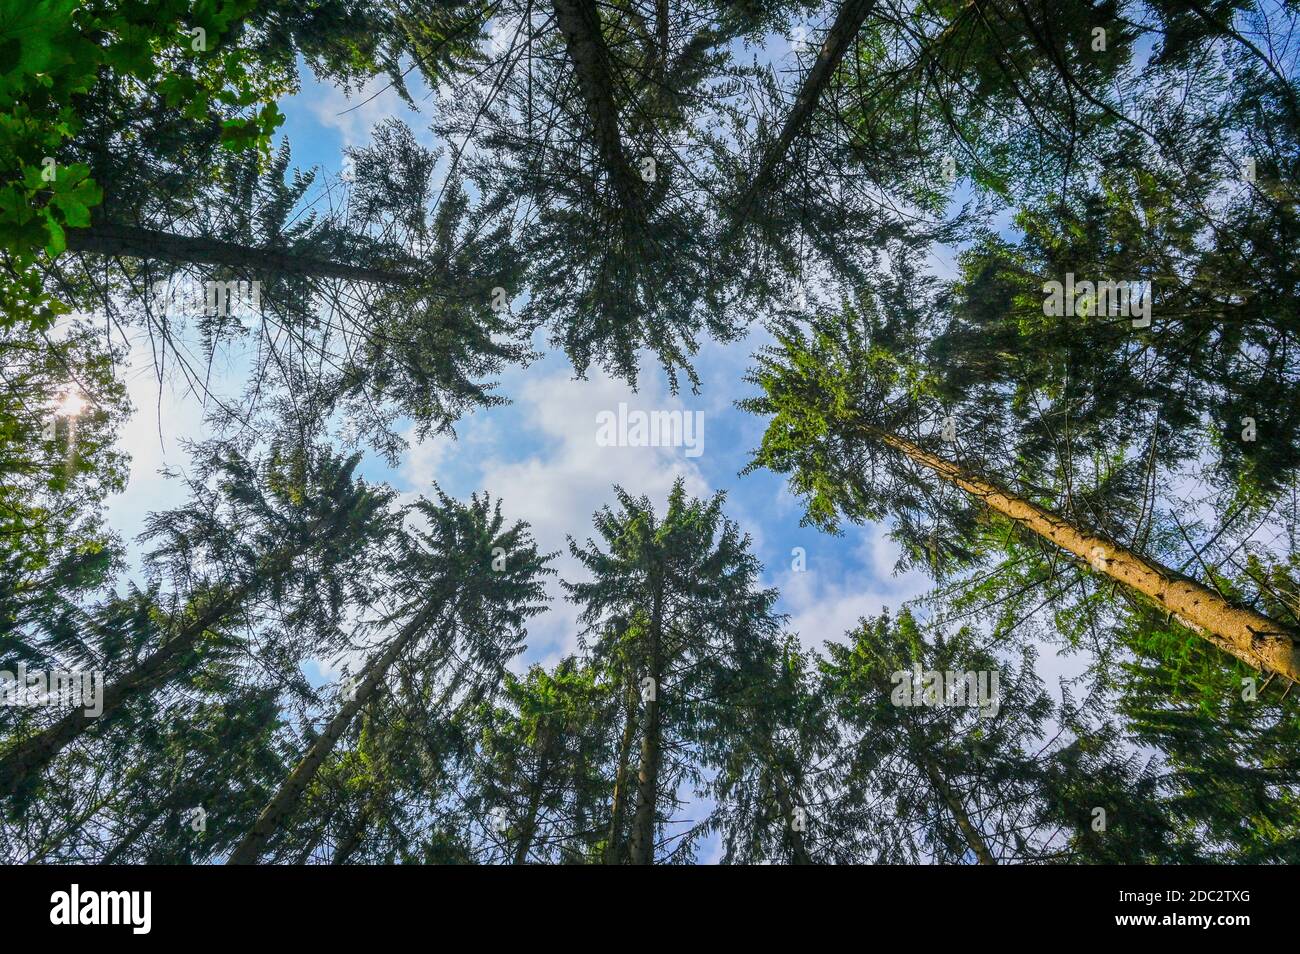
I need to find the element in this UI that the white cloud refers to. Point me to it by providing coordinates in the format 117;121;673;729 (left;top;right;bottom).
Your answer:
396;426;453;494
399;366;712;665
304;73;426;150
777;524;932;651
105;331;217;569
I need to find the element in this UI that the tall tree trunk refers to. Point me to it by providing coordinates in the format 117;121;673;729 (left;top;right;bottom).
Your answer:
626;696;660;865
66;223;418;286
916;749;996;865
734;0;877;222
897;694;995;864
227;606;446;865
0;585;250;799
768;758;813;865
628;588;664;865
329;800;375;866
604;673;639;864
512;733;550;865
863;424;1300;681
551;0;643;210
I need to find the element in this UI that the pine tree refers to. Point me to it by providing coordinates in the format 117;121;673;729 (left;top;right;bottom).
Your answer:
0;443;391;801
818;609;1057;863
566;479;783;864
437;0;789;389
467;659;609;864
703;636;831;864
228;488;552;864
741;303;1300;680
1114;598;1300;862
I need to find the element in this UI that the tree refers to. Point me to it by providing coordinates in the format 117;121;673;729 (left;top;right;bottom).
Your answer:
818;610;1055;863
467;659;609;864
741;303;1300;680
438;0;796;389
566;479;783;864
826;0;1300;503
228;488;552;864
4;0;487;327
1;0;285;328
0;443;391;801
703;635;831;864
731;0;877;226
56;124;529;452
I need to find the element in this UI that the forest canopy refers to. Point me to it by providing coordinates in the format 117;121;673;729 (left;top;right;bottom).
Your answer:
1;0;1299;866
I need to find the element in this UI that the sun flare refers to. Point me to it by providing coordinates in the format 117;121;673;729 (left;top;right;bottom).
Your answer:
52;387;87;418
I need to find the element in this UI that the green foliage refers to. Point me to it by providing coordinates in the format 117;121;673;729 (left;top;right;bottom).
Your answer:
0;320;128;637
564;478;784;863
0;0;287;328
6;0;1300;866
1115;604;1300;862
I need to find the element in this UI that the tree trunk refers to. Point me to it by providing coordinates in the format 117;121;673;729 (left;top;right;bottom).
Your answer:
917;750;996;865
567;799;589;864
66;223;418;286
628;588;664;865
768;761;813;865
0;585;249;799
604;674;640;864
512;734;550;865
227;606;445;864
863;425;1300;681
655;0;669;63
626;694;660;865
551;0;642;210
734;0;877;222
329;800;375;865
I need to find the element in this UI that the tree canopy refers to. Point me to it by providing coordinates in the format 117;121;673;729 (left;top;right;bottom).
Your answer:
3;0;1300;867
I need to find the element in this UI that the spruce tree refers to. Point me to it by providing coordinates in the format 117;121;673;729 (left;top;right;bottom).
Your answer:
566;479;782;864
228;488;552;863
0;443;391;800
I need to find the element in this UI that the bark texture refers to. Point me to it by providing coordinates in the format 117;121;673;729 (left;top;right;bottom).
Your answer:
864;424;1300;681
